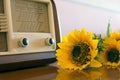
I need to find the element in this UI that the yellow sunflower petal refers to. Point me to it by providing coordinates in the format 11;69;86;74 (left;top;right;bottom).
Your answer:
99;52;108;63
110;31;120;40
91;40;98;49
67;30;82;43
57;42;73;51
62;36;68;42
116;41;120;50
90;60;102;67
90;50;98;59
79;28;88;41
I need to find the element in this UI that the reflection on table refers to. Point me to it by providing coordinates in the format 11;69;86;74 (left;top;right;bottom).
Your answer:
56;67;120;80
1;64;120;80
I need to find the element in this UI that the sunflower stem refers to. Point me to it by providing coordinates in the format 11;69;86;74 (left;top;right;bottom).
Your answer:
107;19;111;37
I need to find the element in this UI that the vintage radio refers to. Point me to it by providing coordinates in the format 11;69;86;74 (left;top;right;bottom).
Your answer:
0;0;61;72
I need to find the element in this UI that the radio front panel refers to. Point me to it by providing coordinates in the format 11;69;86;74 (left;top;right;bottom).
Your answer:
0;0;56;55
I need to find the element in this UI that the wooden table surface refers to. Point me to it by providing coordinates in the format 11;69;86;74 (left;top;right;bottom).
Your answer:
0;62;120;80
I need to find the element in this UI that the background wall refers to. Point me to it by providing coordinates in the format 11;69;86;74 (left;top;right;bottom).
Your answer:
54;0;120;36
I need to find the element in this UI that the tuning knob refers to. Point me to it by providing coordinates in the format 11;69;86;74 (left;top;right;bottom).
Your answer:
19;38;29;47
45;37;55;46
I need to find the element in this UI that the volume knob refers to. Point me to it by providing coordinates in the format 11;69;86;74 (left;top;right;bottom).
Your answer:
19;38;29;47
45;37;55;46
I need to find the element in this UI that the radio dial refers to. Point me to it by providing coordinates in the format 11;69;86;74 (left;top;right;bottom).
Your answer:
19;38;29;47
45;38;55;46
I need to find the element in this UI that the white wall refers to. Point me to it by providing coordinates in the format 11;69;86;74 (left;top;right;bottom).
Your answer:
54;0;120;36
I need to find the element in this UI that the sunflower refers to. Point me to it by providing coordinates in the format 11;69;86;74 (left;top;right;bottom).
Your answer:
99;37;120;68
56;28;102;70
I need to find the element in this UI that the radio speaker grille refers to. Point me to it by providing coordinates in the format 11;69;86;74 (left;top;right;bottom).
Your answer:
0;14;7;32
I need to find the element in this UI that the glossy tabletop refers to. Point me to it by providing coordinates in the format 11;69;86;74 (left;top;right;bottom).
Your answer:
1;62;120;80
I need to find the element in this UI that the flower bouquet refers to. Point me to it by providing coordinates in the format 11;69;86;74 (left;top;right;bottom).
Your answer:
56;22;120;70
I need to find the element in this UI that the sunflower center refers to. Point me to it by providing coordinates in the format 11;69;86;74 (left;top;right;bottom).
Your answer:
71;42;91;65
107;48;119;63
72;46;81;57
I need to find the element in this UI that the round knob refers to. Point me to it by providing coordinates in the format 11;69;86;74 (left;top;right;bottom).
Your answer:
19;38;29;47
45;37;55;46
